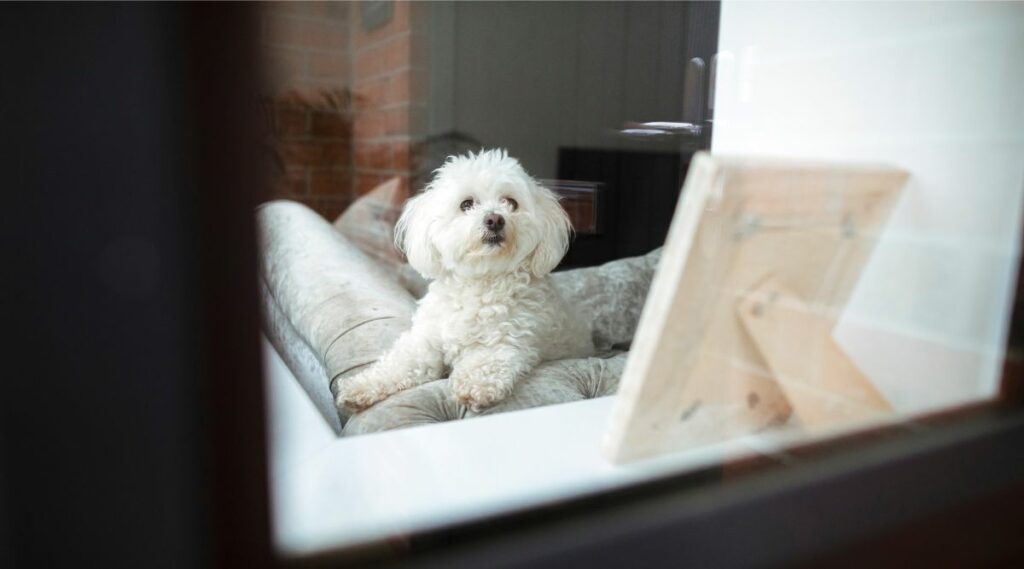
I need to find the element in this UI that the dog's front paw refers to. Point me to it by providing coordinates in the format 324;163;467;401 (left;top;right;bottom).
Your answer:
450;363;516;412
336;367;390;411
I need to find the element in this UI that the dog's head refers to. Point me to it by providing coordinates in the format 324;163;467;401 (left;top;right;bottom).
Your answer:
395;149;571;280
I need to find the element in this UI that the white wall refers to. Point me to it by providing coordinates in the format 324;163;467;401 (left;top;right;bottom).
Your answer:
713;1;1024;414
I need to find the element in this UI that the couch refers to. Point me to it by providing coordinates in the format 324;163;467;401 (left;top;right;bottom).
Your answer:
257;200;660;436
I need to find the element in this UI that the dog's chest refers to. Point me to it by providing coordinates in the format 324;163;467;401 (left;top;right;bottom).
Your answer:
427;282;545;360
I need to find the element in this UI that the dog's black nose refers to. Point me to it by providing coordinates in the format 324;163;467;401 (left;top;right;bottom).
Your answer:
484;213;505;231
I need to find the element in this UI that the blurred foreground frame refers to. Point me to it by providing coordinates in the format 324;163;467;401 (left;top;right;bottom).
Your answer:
2;3;271;567
606;153;908;463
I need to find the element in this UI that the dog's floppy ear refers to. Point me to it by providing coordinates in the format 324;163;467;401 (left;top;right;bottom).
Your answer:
395;192;444;279
526;182;572;278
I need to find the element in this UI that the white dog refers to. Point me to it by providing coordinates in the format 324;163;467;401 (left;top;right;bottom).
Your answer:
337;149;594;411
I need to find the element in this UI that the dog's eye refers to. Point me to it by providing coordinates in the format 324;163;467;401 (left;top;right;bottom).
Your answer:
459;199;475;212
502;197;518;211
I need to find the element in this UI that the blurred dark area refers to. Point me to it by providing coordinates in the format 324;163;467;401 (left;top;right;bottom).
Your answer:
1;4;270;568
557;148;683;268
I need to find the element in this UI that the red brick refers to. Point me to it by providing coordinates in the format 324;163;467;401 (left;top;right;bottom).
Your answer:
392;0;410;30
354;44;385;79
349;89;371;111
322;141;351;164
352;119;373;140
271;167;308;198
274;83;322;105
354;77;388;108
386;72;410;104
310;110;351;138
318;87;355;110
277;141;321;167
277;82;351;108
355;142;392;170
305;18;349;51
264;13;348;51
309;78;349;96
383;106;409;136
354;173;390;196
353;109;388;139
277;140;349;167
273;89;311;106
391;142;410;171
308;51;349;79
383;33;411;71
275;106;308;138
309;167;352;197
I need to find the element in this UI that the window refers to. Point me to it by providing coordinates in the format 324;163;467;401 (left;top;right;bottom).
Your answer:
8;2;1024;566
252;1;1024;563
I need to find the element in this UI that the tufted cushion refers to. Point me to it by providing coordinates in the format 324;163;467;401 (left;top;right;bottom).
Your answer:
331;177;430;299
550;252;661;352
342;353;628;435
258;200;416;425
258;199;661;435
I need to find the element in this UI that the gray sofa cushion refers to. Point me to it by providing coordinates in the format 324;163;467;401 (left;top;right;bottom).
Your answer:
257;200;660;435
260;278;339;431
258;200;416;426
343;353;628;435
550;251;660;352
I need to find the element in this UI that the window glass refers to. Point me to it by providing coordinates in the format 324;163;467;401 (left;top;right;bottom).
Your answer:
256;0;1024;558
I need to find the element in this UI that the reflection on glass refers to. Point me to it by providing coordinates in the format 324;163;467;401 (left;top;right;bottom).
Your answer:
254;0;1024;559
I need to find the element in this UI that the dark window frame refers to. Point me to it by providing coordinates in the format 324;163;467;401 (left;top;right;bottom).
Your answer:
6;3;1022;568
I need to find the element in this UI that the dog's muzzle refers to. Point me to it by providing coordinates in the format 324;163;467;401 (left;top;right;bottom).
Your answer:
482;213;505;245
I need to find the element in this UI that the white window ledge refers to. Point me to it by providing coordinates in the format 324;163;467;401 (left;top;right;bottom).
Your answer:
262;338;799;556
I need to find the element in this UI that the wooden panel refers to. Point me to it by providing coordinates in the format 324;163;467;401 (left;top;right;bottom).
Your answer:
605;153;907;462
737;276;892;431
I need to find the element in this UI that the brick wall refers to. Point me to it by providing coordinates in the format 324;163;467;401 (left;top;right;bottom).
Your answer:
260;1;427;221
350;1;429;197
262;1;354;221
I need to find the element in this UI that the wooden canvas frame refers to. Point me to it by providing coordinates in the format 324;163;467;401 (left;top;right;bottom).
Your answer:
605;153;908;463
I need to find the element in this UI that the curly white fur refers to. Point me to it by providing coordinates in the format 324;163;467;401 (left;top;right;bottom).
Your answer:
337;149;594;411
